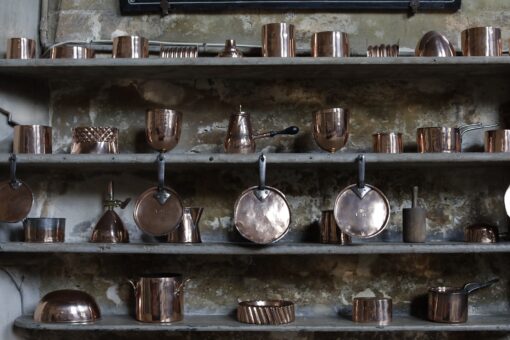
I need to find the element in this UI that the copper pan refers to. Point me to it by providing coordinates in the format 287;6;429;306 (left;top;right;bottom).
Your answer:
133;154;183;236
7;37;36;59
1;108;52;154
233;154;291;244
0;155;33;223
352;297;392;324
49;45;95;59
372;132;402;153
333;155;390;238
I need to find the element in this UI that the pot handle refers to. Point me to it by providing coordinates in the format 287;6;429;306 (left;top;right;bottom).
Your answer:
463;278;499;294
0;107;18;127
352;155;371;199
254;154;270;201
9;154;22;190
153;153;171;205
174;278;191;296
253;126;299;140
459;123;499;136
127;279;137;291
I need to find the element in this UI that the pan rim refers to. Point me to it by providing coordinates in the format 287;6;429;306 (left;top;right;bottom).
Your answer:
0;179;33;223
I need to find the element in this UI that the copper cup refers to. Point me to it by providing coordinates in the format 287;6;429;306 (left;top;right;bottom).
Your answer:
485;129;510;152
461;27;502;56
13;125;52;154
7;38;36;59
319;210;351;244
465;224;499;243
112;36;149;58
146;109;183;152
311;31;349;57
50;45;95;59
352;297;392;324
312;108;350;153
372;132;403;153
262;23;295;57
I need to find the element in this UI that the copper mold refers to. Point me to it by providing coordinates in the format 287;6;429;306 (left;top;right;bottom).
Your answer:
237;300;295;325
113;35;149;58
415;31;455;57
50;45;95;59
262;23;295;57
71;127;119;154
319;210;352;244
311;31;349;57
461;27;502;56
24;218;65;243
34;290;101;323
372;132;402;153
7;38;36;59
352;297;392;324
160;46;198;58
367;44;399;57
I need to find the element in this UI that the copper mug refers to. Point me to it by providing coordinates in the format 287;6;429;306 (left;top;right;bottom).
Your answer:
112;35;149;58
319;210;351;244
312;108;350;153
461;27;502;56
50;45;95;59
168;207;203;243
262;23;295;57
485;129;510;152
372;132;403;153
7;37;36;59
1;108;52;154
129;274;188;323
311;31;349;57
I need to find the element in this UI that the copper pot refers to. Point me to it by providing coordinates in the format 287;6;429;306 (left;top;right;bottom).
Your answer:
352;297;392;324
372;132;403;153
319;210;351;244
50;45;95;59
24;218;65;243
485;129;510;152
1;108;52;154
311;31;349;57
113;36;149;58
7;37;36;59
465;224;498;243
417;123;496;153
461;27;502;56
261;23;295;57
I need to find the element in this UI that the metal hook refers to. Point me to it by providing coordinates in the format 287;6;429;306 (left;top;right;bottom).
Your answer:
9;154;22;190
153;152;171;205
352;155;371;199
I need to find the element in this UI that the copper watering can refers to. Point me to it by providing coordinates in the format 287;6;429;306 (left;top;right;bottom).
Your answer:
224;106;299;153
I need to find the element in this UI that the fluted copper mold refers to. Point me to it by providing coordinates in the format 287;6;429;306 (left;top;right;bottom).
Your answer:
71;127;119;154
160;46;198;58
237;300;295;325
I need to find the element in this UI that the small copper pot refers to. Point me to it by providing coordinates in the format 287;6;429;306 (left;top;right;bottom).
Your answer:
50;45;95;59
112;36;149;58
372;132;403;153
261;23;295;57
24;218;65;243
7;38;36;59
465;224;499;243
417;123;496;153
461;27;502;56
485;129;510;152
1;108;52;154
352;297;392;324
319;210;351;244
311;31;349;57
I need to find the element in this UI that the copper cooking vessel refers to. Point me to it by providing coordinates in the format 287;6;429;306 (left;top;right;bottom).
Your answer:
24;218;65;243
485;129;510;152
167;207;203;243
372;132;402;153
237;300;295;325
352;297;392;324
113;35;149;58
465;224;498;243
461;27;502;56
50;45;95;59
312;108;350;153
311;31;349;57
160;46;198;58
261;23;295;57
367;44;399;57
0;155;33;223
71;126;118;154
1;108;52;154
218;39;243;58
7;38;36;59
34;290;101;323
146;109;182;152
415;31;455;57
319;210;351;244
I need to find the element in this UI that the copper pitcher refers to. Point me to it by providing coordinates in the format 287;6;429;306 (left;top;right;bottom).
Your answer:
168;207;203;243
224;106;299;153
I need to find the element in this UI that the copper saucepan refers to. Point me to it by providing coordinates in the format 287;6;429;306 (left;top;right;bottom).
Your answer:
233;154;291;244
372;132;402;153
0;155;33;223
485;129;510;152
352;297;392;324
1;108;52;154
49;45;95;59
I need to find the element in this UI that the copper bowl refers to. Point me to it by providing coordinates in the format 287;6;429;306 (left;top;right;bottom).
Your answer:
50;45;95;59
34;290;101;323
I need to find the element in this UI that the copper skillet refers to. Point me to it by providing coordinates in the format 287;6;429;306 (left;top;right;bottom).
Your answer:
234;154;291;244
133;153;183;236
333;155;390;238
0;154;33;222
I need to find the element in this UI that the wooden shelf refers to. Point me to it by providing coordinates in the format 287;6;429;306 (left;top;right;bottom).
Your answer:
14;314;510;332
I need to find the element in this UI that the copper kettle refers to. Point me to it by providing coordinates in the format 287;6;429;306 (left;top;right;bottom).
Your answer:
224;106;299;153
90;181;130;243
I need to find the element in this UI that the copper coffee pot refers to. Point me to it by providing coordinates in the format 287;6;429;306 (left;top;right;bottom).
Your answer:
224;106;299;153
90;181;130;243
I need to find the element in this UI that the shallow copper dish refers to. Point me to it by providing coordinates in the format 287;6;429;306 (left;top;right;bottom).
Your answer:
237;300;295;325
34;289;101;323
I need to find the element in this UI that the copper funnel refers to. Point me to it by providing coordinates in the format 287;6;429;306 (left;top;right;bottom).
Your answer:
168;207;203;243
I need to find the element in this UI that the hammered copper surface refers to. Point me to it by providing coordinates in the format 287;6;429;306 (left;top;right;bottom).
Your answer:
13;125;52;154
237;300;295;325
112;36;149;58
71;127;118;154
6;37;36;59
312;108;349;153
224;109;256;154
261;23;295;57
334;184;390;238
49;45;95;59
311;31;349;57
461;27;502;56
0;180;33;223
319;210;352;244
133;186;184;236
167;207;203;243
34;289;101;323
415;31;455;57
372;132;402;153
234;186;291;244
417;127;461;153
465;224;499;243
130;274;185;323
146;109;182;152
352;297;392;324
485;129;510;152
24;218;65;243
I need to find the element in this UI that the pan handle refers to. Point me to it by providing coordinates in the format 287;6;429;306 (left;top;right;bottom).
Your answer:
352;154;371;199
258;154;266;190
463;278;499;294
0;107;18;127
153;153;171;205
9;154;22;190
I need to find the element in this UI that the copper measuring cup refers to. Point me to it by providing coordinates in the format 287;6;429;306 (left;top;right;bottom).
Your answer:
312;108;350;153
1;108;52;154
6;37;36;59
224;106;299;154
372;132;402;153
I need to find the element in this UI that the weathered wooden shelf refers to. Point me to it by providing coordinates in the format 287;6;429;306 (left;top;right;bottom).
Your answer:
1;153;510;169
2;57;510;80
1;242;510;255
14;314;510;332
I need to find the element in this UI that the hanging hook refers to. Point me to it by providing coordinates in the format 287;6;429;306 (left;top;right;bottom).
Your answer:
153;152;171;205
0;268;25;315
9;154;22;190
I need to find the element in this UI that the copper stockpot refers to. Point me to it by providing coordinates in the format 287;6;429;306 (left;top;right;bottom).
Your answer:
461;27;502;56
312;108;350;153
50;45;95;59
417;123;496;153
113;35;149;58
319;210;351;244
372;132;403;153
129;274;187;323
311;31;349;57
71;127;119;154
465;224;499;243
24;218;65;243
7;37;36;59
428;279;498;323
485;129;510;152
352;297;392;324
1;108;52;154
237;300;295;325
262;23;295;57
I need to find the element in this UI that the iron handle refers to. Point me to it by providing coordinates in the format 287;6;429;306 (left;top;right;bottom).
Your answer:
253;126;299;140
464;278;499;294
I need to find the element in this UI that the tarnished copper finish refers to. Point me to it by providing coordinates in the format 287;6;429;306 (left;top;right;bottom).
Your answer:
6;38;36;59
168;207;203;243
146;109;182;152
465;224;499;243
13;125;52;154
461;27;502;56
311;31;349;57
428;279;498;323
372;132;402;153
49;45;95;59
367;44;399;57
312;108;349;153
24;218;65;243
234;154;291;244
218;39;243;58
71;127;119;154
352;297;392;324
112;35;149;58
0;155;33;223
129;274;186;323
160;46;198;58
262;23;295;57
34;290;101;323
319;210;352;244
415;31;455;57
485;129;510;152
237;300;295;325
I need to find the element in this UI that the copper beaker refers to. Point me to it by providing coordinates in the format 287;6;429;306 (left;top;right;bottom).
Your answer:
312;108;350;153
146;109;183;152
7;38;36;59
168;207;203;243
461;27;502;56
261;23;295;57
112;35;149;58
311;31;349;57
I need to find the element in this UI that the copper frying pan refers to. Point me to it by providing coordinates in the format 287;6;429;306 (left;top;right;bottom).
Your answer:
133;154;183;236
233;154;291;244
333;155;390;238
0;154;33;222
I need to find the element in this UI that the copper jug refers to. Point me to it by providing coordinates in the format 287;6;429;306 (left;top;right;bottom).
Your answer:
224;106;299;153
168;207;203;243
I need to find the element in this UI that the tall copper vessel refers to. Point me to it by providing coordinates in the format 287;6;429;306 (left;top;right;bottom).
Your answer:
262;23;295;57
